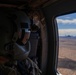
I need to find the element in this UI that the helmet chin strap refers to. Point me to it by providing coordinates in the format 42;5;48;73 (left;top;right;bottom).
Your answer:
12;32;19;43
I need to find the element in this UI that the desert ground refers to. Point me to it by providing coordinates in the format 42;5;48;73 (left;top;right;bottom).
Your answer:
58;37;76;75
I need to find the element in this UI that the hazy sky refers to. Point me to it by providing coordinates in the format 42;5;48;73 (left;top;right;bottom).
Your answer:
56;13;76;36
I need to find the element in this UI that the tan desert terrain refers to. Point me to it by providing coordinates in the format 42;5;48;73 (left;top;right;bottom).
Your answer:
58;37;76;75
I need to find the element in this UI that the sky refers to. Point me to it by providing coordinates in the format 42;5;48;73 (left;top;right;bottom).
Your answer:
56;13;76;36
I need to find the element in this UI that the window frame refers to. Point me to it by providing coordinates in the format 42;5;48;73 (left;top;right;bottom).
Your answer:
42;0;76;75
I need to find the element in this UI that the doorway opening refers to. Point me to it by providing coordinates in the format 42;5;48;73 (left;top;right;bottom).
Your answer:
56;13;76;75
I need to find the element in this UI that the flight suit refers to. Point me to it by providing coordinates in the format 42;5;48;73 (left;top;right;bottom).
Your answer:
0;58;41;75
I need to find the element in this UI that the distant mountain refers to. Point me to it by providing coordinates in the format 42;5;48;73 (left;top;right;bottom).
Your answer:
59;35;76;39
66;35;72;37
